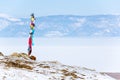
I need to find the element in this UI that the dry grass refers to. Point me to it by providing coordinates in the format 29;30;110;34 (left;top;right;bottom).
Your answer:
37;64;50;68
5;60;33;70
61;69;81;79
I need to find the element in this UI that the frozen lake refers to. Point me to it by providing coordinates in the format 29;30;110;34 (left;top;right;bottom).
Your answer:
0;37;120;72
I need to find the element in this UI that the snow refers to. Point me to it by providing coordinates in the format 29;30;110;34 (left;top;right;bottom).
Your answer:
0;66;47;80
0;53;116;80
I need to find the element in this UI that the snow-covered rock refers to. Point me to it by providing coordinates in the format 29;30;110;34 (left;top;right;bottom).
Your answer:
0;53;116;80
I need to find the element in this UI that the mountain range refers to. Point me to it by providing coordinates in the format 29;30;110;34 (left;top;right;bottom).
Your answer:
0;14;120;37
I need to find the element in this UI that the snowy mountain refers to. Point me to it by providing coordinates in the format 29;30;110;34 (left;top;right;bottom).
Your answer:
0;52;116;80
0;14;120;37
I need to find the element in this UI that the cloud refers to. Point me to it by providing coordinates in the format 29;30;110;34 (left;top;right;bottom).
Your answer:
104;29;110;33
0;13;21;22
75;18;86;26
37;23;46;30
0;19;10;31
93;29;111;36
71;18;86;29
17;32;28;37
0;13;22;31
16;22;27;26
92;18;117;28
45;31;65;37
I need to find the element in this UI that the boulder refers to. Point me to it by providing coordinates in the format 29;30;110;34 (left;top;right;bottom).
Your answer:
0;52;4;56
10;52;36;60
29;55;36;60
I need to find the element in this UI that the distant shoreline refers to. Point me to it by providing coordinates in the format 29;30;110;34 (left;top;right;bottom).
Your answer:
105;73;120;80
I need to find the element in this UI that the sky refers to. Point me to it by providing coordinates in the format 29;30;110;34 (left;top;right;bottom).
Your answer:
0;0;120;18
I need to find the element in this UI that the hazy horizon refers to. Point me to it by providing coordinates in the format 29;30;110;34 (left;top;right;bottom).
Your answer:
0;37;120;72
0;0;120;18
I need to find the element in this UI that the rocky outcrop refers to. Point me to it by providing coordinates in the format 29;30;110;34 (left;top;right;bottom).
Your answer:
0;52;116;80
10;52;36;60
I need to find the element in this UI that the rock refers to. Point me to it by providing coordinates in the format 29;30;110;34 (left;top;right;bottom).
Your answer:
19;53;30;59
0;52;4;56
10;52;19;57
0;54;116;80
10;52;36;60
5;60;33;70
10;52;30;60
29;55;36;60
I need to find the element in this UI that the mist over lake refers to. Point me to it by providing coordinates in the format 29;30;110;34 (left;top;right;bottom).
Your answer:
0;37;120;72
